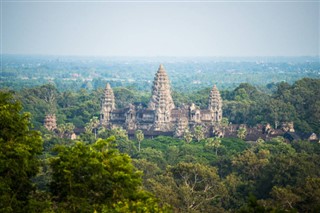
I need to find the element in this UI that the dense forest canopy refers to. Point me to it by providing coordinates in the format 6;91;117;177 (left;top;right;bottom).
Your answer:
1;90;320;212
6;77;319;135
1;56;320;212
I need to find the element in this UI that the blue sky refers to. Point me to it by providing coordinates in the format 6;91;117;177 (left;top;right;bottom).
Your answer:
1;1;319;57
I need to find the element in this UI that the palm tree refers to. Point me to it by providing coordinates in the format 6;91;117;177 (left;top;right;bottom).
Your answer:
256;137;265;144
194;126;204;142
206;137;221;155
220;117;229;135
85;116;100;139
56;123;75;138
56;124;67;138
65;123;75;138
183;129;193;144
135;130;144;152
112;127;128;140
237;127;247;140
91;117;99;139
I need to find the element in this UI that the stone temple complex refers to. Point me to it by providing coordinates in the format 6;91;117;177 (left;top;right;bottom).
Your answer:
43;64;318;142
100;64;223;137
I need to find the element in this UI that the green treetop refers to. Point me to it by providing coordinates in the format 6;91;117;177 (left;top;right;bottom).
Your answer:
0;91;43;212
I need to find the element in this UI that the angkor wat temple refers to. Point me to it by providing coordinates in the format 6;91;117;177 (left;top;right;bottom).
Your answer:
43;64;318;142
100;64;223;137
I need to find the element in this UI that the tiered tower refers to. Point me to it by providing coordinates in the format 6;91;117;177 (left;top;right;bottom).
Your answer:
100;83;116;126
44;114;57;131
148;64;175;131
175;117;189;137
208;85;223;122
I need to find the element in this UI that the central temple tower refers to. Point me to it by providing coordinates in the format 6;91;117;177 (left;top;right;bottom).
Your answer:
148;64;175;131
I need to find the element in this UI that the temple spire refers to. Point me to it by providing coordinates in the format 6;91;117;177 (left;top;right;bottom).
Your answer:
148;64;175;110
208;85;223;122
100;83;116;126
105;83;112;90
149;64;175;130
158;64;165;72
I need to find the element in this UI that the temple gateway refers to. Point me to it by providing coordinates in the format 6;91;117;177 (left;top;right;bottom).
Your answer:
100;64;223;137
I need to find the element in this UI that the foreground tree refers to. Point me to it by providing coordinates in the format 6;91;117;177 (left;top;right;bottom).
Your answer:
0;92;43;212
270;186;302;210
50;137;167;212
148;162;226;212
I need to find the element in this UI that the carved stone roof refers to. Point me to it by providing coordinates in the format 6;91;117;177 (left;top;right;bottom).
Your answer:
208;85;222;110
101;83;115;110
200;109;212;114
112;109;128;113
137;109;155;114
148;64;175;111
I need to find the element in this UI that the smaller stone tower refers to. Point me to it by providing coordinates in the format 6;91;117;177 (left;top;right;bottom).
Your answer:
208;85;223;122
44;114;57;131
175;117;189;137
100;83;116;126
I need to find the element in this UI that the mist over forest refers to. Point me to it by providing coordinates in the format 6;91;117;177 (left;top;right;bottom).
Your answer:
2;55;319;92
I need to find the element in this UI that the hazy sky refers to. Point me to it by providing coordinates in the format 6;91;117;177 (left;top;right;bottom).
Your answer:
1;0;319;57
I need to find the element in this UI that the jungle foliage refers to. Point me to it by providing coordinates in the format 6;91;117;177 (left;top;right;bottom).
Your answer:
0;77;319;212
6;78;319;134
